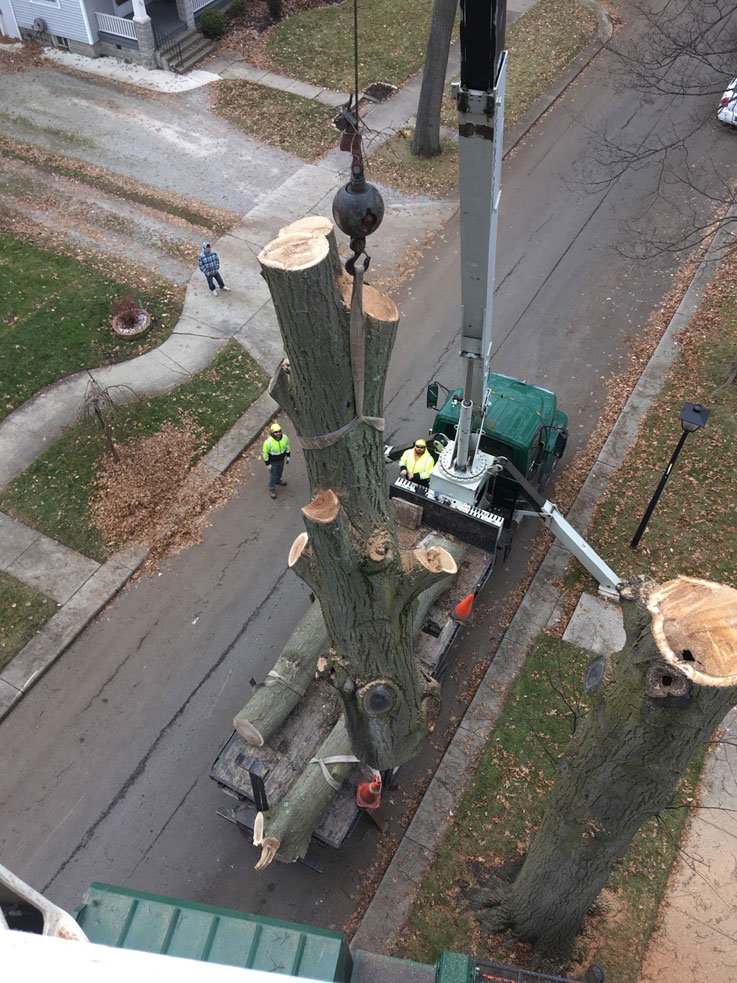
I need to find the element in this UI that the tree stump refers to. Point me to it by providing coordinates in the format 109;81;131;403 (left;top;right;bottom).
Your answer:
472;574;737;953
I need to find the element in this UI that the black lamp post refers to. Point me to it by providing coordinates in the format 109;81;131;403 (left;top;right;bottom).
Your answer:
629;401;710;550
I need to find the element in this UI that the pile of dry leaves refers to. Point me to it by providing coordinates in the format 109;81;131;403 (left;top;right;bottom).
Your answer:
0;38;46;73
90;418;238;573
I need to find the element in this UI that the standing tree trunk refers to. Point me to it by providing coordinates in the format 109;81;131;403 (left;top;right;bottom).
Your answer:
412;0;458;158
258;222;456;771
472;574;737;953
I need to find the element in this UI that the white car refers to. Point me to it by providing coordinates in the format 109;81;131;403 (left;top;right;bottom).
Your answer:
718;77;737;126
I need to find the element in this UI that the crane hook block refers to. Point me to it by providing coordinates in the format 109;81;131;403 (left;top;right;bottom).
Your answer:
332;164;385;242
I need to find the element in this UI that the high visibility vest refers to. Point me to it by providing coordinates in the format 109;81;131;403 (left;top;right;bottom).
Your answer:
399;447;434;480
262;433;290;463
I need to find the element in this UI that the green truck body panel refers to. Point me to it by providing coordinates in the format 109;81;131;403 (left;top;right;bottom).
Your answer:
432;372;569;478
74;883;352;982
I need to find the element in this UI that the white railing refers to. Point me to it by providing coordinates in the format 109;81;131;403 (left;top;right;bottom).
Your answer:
96;12;137;39
192;0;212;12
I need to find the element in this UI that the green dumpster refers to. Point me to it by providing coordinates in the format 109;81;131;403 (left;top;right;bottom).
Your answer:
74;883;352;982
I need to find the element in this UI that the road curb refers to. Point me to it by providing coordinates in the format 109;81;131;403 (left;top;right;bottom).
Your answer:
349;164;737;961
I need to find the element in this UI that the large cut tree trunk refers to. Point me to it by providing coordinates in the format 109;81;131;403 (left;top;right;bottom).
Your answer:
235;533;465;748
258;220;457;771
412;0;458;158
472;574;737;953
250;535;465;868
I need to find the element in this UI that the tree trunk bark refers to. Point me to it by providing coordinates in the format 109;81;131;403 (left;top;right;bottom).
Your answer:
258;222;456;770
472;574;737;954
412;0;458;158
248;535;465;869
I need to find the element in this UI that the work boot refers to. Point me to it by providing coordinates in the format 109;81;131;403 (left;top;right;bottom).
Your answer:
270;490;277;499
277;480;287;486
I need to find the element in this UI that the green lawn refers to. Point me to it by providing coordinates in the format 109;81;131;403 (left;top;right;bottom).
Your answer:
580;251;737;589
0;234;182;421
268;0;433;91
0;341;269;561
0;573;58;673
218;0;596;179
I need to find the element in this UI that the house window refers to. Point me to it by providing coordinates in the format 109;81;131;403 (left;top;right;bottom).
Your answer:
55;36;69;47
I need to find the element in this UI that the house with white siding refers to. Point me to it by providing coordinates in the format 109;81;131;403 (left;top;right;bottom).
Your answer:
0;0;227;71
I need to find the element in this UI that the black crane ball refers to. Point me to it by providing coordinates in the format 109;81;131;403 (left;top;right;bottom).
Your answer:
332;164;385;241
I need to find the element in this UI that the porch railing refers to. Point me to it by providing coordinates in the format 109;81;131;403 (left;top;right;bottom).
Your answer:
96;12;137;40
153;21;186;66
192;0;211;12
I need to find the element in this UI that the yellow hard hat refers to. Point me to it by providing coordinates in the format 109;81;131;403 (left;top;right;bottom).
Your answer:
414;438;426;448
270;422;282;433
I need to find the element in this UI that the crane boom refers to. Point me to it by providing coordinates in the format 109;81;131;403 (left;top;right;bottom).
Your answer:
455;0;508;469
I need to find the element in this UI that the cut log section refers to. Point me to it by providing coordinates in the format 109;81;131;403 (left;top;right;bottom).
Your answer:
233;600;328;746
253;713;354;869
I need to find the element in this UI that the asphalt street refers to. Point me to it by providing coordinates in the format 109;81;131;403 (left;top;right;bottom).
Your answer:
2;10;736;933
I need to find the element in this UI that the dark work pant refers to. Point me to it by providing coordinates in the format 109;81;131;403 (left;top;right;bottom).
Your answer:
205;271;224;291
268;458;284;491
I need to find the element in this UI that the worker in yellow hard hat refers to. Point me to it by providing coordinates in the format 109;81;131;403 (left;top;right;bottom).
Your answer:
399;438;434;486
262;422;290;499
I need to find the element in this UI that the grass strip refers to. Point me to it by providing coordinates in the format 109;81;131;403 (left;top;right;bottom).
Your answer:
0;232;181;421
214;81;338;160
398;635;704;983
575;249;737;589
0;133;238;235
0;109;95;146
0;573;58;672
0;340;269;562
369;0;598;196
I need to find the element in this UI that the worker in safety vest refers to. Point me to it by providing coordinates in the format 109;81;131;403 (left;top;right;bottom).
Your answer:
399;438;435;486
263;422;290;499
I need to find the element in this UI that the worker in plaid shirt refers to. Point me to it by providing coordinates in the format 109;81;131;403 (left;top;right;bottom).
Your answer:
198;242;230;296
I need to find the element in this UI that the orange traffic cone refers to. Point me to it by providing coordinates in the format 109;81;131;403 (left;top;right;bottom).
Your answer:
451;592;475;624
356;772;382;809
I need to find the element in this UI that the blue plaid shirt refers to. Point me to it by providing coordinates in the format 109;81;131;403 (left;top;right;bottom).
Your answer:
198;246;220;274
